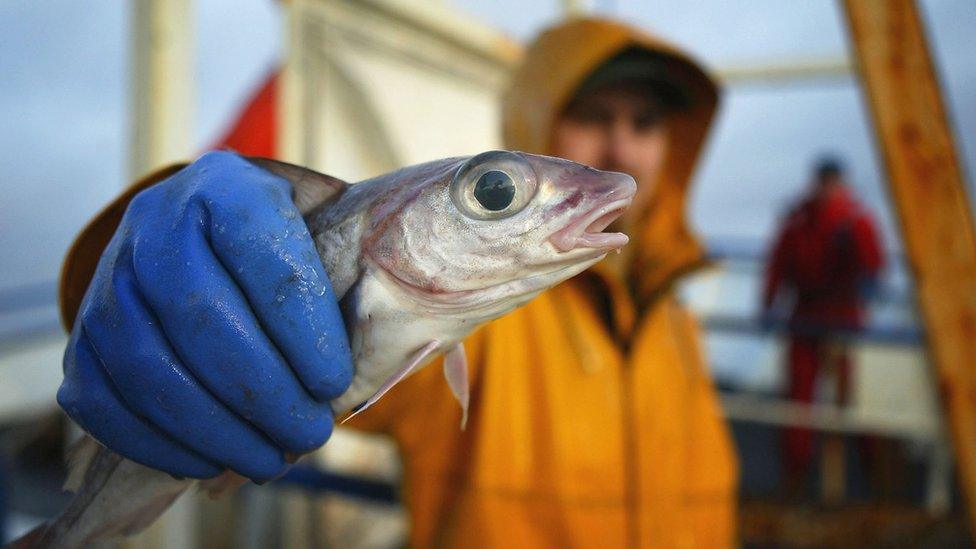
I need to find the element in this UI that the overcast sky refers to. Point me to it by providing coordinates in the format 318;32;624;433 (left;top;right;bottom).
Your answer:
1;0;973;296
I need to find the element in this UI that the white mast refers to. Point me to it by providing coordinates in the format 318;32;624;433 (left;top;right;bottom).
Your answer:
121;5;198;548
130;0;194;177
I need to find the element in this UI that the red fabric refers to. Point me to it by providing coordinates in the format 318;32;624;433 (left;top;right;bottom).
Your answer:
766;185;884;477
763;185;884;327
212;70;280;158
783;337;850;476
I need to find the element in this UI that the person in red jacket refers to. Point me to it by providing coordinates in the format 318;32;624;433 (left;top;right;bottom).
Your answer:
762;157;885;487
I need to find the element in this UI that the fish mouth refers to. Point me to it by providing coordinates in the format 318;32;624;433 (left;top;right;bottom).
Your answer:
549;197;633;253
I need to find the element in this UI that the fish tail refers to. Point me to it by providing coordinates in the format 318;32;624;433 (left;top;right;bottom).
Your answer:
6;437;191;549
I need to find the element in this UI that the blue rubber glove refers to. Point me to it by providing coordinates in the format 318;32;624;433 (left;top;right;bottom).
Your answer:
58;151;353;482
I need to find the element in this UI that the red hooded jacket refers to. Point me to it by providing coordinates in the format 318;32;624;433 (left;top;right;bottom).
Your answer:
763;184;884;329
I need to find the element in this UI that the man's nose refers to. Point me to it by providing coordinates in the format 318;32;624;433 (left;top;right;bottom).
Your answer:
603;117;637;172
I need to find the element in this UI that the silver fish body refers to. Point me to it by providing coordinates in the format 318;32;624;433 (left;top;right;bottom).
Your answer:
10;151;634;548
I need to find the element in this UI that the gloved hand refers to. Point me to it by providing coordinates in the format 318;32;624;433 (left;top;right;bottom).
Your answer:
58;151;353;482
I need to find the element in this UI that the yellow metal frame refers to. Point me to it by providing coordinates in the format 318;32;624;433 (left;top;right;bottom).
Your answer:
842;0;976;530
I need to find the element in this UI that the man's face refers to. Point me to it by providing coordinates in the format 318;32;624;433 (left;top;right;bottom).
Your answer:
814;172;845;197
551;83;671;192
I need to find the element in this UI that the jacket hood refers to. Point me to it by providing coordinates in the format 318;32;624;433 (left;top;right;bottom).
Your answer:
502;17;721;302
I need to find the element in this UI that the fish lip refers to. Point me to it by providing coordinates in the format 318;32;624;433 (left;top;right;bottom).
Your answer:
367;251;598;318
548;197;633;253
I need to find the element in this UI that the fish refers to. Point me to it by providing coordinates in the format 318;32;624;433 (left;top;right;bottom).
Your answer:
9;150;635;548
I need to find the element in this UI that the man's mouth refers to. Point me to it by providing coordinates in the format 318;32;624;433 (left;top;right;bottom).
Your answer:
549;197;633;252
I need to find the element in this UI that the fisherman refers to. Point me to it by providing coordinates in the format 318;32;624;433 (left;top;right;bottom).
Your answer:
58;17;737;547
762;156;885;490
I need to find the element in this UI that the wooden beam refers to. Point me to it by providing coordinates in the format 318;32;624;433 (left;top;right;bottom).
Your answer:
841;0;976;529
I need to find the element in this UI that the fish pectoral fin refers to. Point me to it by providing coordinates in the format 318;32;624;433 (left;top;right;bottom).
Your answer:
342;340;441;424
443;343;469;430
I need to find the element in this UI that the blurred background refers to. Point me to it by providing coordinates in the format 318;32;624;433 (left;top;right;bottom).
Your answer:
1;0;975;546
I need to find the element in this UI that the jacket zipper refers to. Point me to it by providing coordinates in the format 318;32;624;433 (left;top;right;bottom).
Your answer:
557;274;642;546
620;354;640;548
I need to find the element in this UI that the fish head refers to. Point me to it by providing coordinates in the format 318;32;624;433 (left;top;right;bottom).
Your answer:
365;150;636;317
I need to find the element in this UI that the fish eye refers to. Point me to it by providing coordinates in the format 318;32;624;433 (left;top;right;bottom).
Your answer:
474;171;515;211
451;151;537;221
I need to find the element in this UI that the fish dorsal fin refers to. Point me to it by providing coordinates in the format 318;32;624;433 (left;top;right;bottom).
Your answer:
342;340;441;424
245;156;347;215
443;343;469;429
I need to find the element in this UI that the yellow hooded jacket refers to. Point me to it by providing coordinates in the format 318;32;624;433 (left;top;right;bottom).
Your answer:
59;17;737;549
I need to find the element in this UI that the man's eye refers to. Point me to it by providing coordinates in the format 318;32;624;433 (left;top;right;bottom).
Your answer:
566;107;611;126
634;112;665;131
